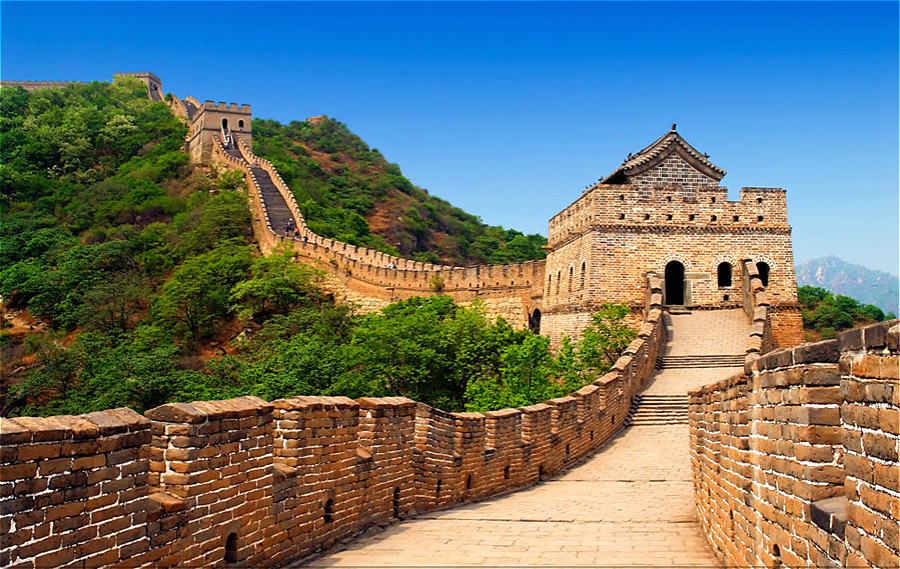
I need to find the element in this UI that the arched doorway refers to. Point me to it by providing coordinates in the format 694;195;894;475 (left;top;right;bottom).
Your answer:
665;261;685;305
529;309;541;334
756;262;770;287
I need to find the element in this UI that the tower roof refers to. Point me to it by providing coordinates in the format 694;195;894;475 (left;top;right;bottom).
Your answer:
600;125;726;185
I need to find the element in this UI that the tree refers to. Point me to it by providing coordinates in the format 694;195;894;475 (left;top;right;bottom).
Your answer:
230;248;323;320
153;242;251;342
577;303;638;374
79;271;148;335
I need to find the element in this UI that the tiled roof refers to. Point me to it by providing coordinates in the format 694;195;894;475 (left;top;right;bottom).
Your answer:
601;125;726;184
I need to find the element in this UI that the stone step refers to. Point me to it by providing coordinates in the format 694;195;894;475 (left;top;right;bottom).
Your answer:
656;354;745;369
626;392;689;426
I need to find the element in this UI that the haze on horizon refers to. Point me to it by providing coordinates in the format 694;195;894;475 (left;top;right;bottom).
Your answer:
2;1;897;275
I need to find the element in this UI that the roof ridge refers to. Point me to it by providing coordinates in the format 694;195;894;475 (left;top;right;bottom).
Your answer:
600;127;725;185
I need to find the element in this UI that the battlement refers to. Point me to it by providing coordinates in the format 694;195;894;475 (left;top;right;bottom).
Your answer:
113;71;161;84
201;100;251;113
550;184;787;234
1;79;84;91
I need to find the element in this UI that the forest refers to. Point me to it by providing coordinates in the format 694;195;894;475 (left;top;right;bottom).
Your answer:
0;80;622;419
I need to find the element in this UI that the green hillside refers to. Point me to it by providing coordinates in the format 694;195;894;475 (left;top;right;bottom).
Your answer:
797;285;894;341
251;117;547;265
0;81;615;419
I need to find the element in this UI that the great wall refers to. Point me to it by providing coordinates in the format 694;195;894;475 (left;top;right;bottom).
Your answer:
1;74;896;569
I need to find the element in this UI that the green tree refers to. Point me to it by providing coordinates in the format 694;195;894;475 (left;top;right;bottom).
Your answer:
577;303;638;374
153;242;251;342
230;248;323;320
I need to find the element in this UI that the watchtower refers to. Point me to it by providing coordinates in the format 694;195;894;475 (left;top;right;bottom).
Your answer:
542;125;802;347
184;100;252;163
113;71;163;100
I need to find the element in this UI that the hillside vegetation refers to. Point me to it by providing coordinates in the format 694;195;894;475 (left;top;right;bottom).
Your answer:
252;117;547;265
798;285;894;341
0;81;618;419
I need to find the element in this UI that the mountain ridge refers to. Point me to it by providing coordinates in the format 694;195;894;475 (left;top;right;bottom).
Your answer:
796;255;898;316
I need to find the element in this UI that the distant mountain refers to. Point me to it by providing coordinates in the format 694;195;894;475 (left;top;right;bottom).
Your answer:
796;256;898;316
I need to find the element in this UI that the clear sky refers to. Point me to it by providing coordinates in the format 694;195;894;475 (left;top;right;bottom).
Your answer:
2;1;898;275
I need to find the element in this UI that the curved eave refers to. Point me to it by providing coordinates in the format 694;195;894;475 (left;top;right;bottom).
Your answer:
600;131;726;184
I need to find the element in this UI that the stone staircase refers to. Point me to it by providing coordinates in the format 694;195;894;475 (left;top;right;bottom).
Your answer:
249;164;296;234
219;142;299;235
183;99;197;121
655;354;745;369
625;394;688;426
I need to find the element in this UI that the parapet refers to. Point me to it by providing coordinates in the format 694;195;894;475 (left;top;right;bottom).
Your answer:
200;100;251;113
1;79;84;90
0;277;669;569
689;319;899;569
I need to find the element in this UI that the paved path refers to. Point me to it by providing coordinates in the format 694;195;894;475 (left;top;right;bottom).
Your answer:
306;309;750;568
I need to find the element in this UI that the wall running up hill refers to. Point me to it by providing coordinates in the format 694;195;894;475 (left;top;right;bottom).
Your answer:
0;278;668;569
210;134;547;328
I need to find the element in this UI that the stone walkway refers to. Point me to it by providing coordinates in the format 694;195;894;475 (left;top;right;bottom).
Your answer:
305;309;750;568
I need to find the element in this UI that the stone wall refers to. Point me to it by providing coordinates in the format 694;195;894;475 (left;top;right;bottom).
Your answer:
0;80;85;91
0;281;668;569
210;135;546;328
689;320;899;569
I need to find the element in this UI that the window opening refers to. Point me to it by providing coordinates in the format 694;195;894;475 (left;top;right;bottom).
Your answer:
225;533;238;564
717;262;732;288
756;262;770;287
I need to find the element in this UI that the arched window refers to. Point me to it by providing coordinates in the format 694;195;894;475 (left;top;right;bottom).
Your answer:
580;263;586;290
568;267;573;292
547;275;552;296
717;262;732;288
221;118;228;130
529;309;541;334
238;119;244;128
556;271;561;294
756;262;770;287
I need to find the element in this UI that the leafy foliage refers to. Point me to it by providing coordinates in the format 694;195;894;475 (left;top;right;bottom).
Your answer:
797;285;892;339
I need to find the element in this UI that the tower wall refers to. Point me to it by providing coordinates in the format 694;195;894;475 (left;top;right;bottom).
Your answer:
542;181;800;348
187;101;252;163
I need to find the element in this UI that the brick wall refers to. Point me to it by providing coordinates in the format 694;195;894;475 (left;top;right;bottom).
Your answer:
0;408;151;568
689;320;899;569
0;280;668;569
628;152;718;190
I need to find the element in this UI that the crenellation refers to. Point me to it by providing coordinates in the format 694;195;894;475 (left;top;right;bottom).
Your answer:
0;278;670;569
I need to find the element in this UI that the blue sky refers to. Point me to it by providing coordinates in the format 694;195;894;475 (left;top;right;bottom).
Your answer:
2;1;898;275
